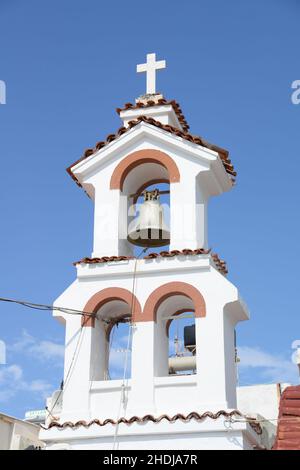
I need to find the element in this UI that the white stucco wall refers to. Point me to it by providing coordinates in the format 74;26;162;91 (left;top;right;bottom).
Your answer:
237;383;287;421
41;417;259;450
0;413;43;450
40;104;256;450
70;121;232;257
50;257;248;424
237;382;290;449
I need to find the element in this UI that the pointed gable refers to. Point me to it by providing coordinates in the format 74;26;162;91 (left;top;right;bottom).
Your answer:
67;110;236;190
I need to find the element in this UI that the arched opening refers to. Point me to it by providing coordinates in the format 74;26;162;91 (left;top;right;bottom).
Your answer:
107;320;132;380
93;299;132;381
143;282;205;377
110;149;180;253
154;294;198;377
82;288;142;381
167;311;196;376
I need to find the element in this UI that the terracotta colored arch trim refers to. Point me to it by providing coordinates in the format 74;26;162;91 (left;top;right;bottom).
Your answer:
110;149;180;191
143;282;206;322
82;287;142;327
165;309;195;337
133;178;169;203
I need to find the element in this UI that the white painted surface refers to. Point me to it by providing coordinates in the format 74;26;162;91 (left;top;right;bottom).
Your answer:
0;413;43;450
70;121;232;257
237;383;290;449
120;104;184;129
237;383;287;421
40;256;256;449
48;258;248;422
41;88;259;450
41;417;258;450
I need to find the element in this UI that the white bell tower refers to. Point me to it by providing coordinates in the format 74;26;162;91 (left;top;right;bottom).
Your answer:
40;55;261;450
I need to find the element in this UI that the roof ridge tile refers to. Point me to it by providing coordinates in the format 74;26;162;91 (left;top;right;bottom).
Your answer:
43;410;243;430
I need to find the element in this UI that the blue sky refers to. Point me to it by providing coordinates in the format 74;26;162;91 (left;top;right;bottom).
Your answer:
0;0;299;418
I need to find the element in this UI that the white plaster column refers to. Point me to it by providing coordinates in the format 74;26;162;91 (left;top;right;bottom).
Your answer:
195;311;229;411
118;192;134;257
93;185;133;257
90;319;107;382
193;279;247;410
128;321;155;415
60;317;105;422
154;320;169;377
93;186;120;257
169;172;208;250
196;181;208;248
223;314;238;409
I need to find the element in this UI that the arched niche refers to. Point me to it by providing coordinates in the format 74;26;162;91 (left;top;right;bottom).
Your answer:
143;282;206;377
82;288;142;381
110;149;180;253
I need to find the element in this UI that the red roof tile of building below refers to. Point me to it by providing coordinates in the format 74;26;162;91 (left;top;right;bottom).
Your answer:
67;116;236;189
116;98;190;132
73;248;228;276
273;385;300;450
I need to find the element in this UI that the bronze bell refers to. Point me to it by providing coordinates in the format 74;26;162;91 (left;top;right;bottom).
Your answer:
128;189;170;247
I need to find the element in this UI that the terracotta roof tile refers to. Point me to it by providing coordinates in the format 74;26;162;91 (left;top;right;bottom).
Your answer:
67;116;235;188
74;248;228;276
43;410;243;430
143;248;211;259
273;385;300;450
116;98;190;132
211;253;228;276
74;255;134;265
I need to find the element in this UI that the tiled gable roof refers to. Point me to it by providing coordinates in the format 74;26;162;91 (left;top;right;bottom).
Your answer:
67;116;236;188
116;98;190;132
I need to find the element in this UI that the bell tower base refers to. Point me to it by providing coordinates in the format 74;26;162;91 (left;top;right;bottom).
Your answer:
40;417;260;450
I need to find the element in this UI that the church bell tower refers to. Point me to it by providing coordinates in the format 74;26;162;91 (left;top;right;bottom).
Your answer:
40;54;261;450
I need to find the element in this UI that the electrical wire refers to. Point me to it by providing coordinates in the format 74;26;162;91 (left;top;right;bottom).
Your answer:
2;248;203;438
112;247;148;450
0;296;95;318
12;288;297;433
229;416;300;424
45;322;87;422
0;298;92;423
0;292;102;425
222;412;300;445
